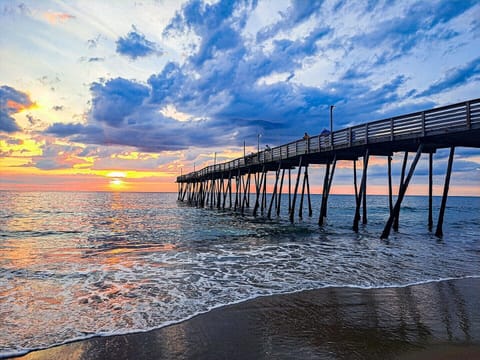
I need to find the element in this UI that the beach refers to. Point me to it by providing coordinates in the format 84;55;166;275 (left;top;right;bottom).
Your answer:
14;277;480;360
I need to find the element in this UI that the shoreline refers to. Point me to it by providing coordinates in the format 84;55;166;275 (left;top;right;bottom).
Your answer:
10;277;480;359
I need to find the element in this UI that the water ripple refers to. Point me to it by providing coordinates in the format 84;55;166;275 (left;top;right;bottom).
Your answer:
0;192;479;356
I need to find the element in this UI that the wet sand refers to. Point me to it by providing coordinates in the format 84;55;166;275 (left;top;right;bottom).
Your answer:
14;277;480;360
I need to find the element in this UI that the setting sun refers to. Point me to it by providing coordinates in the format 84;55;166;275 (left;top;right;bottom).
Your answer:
106;171;127;190
108;177;127;191
110;178;123;186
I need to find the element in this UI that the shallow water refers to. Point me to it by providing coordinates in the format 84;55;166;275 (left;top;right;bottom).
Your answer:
0;191;479;356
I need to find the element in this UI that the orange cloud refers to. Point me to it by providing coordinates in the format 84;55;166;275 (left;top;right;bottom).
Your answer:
6;99;35;112
43;11;75;24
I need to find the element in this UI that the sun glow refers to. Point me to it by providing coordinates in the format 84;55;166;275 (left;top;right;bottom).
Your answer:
106;171;128;190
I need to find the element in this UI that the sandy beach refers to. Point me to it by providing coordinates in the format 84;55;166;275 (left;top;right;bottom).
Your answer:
10;277;480;359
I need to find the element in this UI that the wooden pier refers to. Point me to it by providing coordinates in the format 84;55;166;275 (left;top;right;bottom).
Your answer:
176;98;480;238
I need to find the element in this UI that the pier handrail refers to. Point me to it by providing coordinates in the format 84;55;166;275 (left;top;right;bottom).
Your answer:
177;98;480;182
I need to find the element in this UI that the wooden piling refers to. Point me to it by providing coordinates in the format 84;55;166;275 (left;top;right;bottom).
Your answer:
435;147;455;238
288;169;292;214
319;162;330;225
324;156;336;218
428;152;433;231
381;144;424;239
306;165;312;217
353;149;369;232
353;159;358;203
268;164;281;219
277;168;285;216
261;168;267;215
241;169;251;215
362;154;368;224
394;152;409;231
299;165;307;219
388;155;393;214
289;157;303;223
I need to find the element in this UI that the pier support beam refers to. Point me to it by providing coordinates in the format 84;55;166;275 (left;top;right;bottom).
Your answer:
268;163;282;219
353;150;369;232
388;155;393;214
394;152;409;231
234;171;240;210
241;169;251;215
306;165;312;217
261;168;268;215
362;157;368;224
253;166;266;216
319;156;336;225
289;157;303;223
428;152;433;231
299;164;308;219
435;147;455;238
277;168;286;216
319;162;330;225
288;169;292;214
381;144;424;239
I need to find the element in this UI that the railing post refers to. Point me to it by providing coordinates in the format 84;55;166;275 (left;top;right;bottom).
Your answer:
421;111;425;136
466;101;471;129
365;123;368;144
390;118;394;141
348;127;352;147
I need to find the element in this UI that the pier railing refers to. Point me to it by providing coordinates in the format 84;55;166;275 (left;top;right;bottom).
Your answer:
177;98;480;182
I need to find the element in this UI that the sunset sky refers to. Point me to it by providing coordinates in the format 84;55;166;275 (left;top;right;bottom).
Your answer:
1;0;479;194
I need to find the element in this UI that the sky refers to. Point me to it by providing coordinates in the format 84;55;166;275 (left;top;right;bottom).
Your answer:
1;0;479;195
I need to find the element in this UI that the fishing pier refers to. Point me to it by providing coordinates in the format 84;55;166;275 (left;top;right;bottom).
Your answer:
176;98;480;238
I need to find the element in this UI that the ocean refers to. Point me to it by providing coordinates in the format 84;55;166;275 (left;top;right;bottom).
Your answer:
0;191;479;357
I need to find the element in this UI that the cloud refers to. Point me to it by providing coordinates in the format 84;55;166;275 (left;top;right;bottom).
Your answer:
352;1;477;62
116;26;162;59
25;143;88;170
79;56;105;63
256;0;325;42
0;85;34;133
43;11;75;24
90;77;150;127
1;3;30;17
45;0;480;154
416;57;480;97
164;0;253;66
87;34;102;49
